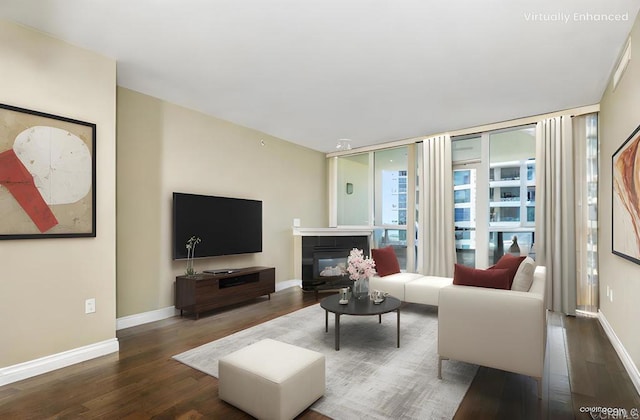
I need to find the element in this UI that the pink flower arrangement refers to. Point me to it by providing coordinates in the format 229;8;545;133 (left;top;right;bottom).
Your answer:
347;248;376;281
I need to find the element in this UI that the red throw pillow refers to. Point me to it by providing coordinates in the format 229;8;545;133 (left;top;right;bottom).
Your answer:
371;246;401;277
453;264;511;290
488;254;526;287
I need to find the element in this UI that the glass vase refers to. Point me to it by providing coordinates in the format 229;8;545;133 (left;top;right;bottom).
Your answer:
186;259;195;276
352;277;369;300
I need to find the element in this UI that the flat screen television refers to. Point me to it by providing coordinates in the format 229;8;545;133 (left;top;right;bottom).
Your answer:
172;192;262;259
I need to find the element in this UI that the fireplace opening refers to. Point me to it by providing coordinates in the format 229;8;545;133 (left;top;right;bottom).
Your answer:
313;252;349;280
309;250;353;291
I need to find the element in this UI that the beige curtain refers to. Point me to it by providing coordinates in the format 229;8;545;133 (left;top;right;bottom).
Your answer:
418;135;455;277
535;116;577;315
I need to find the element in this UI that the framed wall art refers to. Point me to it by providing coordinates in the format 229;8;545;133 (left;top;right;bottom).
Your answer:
0;103;96;239
612;123;640;264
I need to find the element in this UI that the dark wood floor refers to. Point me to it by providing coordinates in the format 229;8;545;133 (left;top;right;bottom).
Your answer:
1;287;639;419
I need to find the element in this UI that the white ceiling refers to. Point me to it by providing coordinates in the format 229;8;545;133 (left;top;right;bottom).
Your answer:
1;1;638;152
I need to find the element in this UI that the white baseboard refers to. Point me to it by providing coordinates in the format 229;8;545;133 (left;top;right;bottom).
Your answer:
1;281;302;387
116;281;302;331
598;310;640;395
276;279;302;292
116;306;178;330
0;338;119;387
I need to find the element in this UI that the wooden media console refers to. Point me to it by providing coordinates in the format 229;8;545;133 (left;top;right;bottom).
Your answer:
175;266;275;319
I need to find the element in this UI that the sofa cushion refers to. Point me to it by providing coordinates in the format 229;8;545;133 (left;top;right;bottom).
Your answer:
370;272;423;301
511;257;537;292
453;264;511;290
371;246;401;277
489;254;526;287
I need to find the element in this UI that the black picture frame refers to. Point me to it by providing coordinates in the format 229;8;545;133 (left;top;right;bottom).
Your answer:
612;123;640;265
0;103;96;239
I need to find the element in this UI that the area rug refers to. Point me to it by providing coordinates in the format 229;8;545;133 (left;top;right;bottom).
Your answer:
173;303;477;420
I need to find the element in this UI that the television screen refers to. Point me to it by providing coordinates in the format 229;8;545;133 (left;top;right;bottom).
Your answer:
172;192;262;259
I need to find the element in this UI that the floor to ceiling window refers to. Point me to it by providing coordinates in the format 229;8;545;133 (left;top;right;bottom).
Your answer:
452;135;486;267
373;147;411;270
488;127;536;265
452;126;536;268
453;164;480;267
331;110;598;312
335;146;415;270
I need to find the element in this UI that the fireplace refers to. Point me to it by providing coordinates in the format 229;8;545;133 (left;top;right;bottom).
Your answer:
300;234;370;291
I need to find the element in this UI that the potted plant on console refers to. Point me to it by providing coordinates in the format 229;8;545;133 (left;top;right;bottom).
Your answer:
347;248;376;299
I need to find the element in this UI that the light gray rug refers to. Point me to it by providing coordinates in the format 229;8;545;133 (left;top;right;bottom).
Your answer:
173;302;477;420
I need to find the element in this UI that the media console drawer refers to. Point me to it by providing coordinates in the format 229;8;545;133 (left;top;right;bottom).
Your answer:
175;266;275;319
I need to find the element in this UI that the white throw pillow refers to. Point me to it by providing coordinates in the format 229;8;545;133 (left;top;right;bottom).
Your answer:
511;257;536;292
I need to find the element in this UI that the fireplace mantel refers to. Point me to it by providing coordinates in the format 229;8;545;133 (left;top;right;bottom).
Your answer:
292;227;374;236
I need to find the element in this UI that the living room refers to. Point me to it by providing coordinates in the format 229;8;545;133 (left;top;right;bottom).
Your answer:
1;2;640;418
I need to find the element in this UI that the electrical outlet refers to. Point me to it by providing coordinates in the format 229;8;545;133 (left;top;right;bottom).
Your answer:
610;290;614;303
85;298;96;314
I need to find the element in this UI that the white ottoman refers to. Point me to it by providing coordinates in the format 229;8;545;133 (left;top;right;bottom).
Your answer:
218;338;325;420
405;276;453;306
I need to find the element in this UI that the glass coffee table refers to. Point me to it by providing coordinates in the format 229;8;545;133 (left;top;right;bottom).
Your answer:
320;294;401;351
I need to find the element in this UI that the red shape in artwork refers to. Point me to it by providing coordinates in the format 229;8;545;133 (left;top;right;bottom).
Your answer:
0;149;58;233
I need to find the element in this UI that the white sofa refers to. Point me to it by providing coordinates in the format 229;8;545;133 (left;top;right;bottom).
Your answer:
437;266;547;397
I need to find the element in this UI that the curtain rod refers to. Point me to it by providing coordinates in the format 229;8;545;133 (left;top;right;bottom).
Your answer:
326;103;600;157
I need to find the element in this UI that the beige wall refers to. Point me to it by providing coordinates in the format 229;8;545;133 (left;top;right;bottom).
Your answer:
337;154;369;225
116;88;327;317
599;15;640;372
0;21;117;367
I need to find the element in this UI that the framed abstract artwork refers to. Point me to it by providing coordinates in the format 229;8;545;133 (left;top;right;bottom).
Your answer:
612;123;640;265
0;103;96;239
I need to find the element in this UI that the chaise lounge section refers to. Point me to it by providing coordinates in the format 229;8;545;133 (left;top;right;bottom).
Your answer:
369;272;453;306
369;246;454;305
